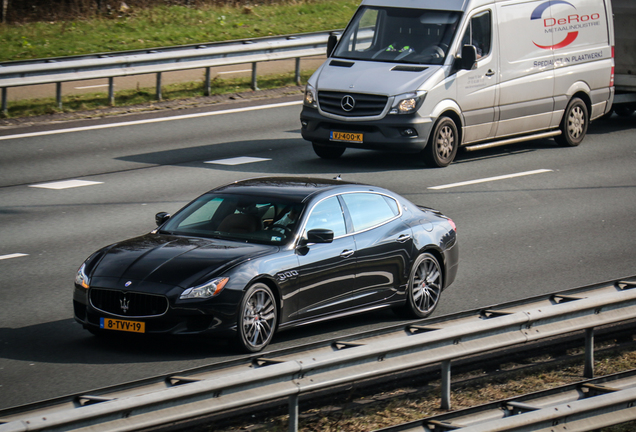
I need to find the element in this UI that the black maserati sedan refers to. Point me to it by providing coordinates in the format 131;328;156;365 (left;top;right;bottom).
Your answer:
73;177;458;352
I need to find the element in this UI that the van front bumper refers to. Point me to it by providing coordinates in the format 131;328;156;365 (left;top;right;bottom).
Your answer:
300;107;434;153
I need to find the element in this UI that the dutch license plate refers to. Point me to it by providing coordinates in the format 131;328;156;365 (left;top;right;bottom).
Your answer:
330;131;363;143
100;317;145;333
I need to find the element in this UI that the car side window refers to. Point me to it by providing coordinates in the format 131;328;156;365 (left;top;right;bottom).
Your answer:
341;193;398;232
461;10;491;59
304;196;347;237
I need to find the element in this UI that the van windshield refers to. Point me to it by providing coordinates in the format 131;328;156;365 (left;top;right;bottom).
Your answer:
333;7;461;65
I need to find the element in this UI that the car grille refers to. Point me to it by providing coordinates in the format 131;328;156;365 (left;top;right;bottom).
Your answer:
89;288;169;318
318;91;388;117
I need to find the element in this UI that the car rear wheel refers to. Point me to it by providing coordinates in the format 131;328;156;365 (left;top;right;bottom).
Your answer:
237;283;277;353
555;97;588;147
313;142;345;159
423;116;458;167
405;253;443;318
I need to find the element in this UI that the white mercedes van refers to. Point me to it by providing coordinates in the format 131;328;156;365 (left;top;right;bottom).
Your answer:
300;0;615;167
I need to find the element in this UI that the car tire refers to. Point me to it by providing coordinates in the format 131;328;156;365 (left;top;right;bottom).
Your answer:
313;142;345;159
404;252;443;319
236;283;277;353
555;97;588;147
423;116;458;167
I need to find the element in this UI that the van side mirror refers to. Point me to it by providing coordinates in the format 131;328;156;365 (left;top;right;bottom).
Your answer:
327;34;338;57
155;212;171;227
461;45;477;70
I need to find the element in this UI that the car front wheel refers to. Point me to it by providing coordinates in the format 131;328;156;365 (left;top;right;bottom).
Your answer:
237;283;277;353
405;253;443;318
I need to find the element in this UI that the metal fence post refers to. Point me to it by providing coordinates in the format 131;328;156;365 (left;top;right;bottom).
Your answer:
441;360;452;410
288;394;299;432
295;57;301;86
1;87;7;117
108;77;115;106
156;72;162;101
584;327;595;378
204;67;211;96
56;82;62;109
251;62;259;91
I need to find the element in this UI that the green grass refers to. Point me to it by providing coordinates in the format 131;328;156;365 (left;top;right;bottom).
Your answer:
0;1;359;62
1;0;357;118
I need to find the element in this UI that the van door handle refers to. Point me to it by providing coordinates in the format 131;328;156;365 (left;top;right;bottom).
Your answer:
485;69;495;77
340;249;355;258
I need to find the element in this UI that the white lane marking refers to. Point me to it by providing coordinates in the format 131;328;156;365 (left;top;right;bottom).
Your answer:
75;84;109;89
205;156;271;166
0;100;303;142
29;179;104;190
217;69;252;75
0;253;29;261
428;169;554;190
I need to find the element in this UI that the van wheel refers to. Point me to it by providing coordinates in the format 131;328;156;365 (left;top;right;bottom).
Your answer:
313;142;345;159
556;97;588;147
423;117;458;167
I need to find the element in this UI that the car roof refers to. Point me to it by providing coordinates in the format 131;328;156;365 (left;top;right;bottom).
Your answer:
211;176;364;202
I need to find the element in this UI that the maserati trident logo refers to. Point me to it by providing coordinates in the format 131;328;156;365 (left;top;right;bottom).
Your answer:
120;295;130;313
341;95;356;112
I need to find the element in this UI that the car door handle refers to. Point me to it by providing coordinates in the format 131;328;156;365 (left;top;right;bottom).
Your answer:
397;234;412;243
340;249;355;258
485;69;495;77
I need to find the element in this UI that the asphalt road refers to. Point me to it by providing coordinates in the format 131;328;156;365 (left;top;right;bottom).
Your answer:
0;97;635;410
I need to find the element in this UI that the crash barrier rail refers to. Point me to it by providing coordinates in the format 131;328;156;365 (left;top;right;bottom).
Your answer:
0;30;337;115
0;277;635;432
375;369;636;432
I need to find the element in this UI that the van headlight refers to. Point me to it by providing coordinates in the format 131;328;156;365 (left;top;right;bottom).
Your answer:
304;83;318;108
180;277;229;299
390;91;427;115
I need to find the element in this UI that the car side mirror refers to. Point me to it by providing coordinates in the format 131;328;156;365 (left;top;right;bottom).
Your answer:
304;228;334;245
461;45;477;70
327;34;338;58
155;212;171;227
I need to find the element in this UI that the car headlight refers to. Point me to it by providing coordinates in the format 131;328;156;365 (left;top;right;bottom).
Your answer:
304;83;318;108
75;263;90;289
390;91;427;115
180;277;229;299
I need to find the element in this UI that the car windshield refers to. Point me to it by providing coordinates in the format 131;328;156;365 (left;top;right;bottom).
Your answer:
159;193;305;245
333;7;461;65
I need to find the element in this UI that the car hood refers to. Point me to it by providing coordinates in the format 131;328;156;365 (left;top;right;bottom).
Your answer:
91;234;276;288
315;60;441;96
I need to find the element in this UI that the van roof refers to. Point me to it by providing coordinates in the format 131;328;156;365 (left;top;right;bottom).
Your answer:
361;0;470;12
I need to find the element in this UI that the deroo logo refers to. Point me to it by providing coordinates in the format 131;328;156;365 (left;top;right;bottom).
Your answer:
531;0;600;50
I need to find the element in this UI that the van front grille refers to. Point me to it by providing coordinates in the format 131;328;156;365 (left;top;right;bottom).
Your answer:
318;92;388;117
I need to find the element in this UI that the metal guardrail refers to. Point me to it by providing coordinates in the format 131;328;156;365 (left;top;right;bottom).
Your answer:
0;30;336;115
0;277;635;432
376;369;636;432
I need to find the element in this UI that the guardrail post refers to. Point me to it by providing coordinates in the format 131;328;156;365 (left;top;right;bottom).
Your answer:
441;360;452;410
156;72;162;101
56;82;62;110
108;77;115;106
295;58;301;86
251;62;259;91
1;87;7;117
584;327;595;378
204;67;211;97
288;394;299;432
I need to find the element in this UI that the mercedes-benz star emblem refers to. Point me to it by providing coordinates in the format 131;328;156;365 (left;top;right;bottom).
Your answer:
341;95;356;112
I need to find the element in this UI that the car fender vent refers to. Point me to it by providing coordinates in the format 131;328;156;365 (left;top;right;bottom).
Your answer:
329;60;355;68
391;65;428;72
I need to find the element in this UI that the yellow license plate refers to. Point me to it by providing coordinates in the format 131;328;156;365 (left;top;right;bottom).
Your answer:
100;317;145;333
330;131;363;143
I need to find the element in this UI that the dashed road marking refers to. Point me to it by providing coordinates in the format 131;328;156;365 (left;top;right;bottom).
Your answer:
0;253;28;261
428;169;554;190
205;157;271;166
29;180;104;190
